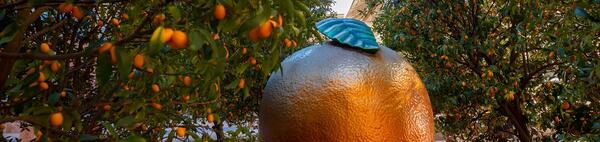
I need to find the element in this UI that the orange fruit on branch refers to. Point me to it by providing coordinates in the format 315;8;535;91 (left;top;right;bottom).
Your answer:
50;112;63;126
37;72;46;82
160;28;174;43
151;83;160;93
207;113;214;123
168;30;188;49
134;54;144;69
103;104;111;111
111;18;120;26
238;79;245;89
50;62;61;73
39;82;49;90
214;3;226;20
259;21;273;38
284;38;292;48
176;127;186;137
121;13;129;20
562;101;570;110
153;13;166;24
183;76;192;87
152;103;163;110
71;6;84;19
248;28;260;41
40;43;50;54
58;3;73;13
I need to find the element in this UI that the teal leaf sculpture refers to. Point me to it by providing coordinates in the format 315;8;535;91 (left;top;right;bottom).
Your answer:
316;18;380;53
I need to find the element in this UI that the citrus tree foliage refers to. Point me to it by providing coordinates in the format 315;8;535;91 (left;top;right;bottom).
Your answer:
0;0;332;141
367;0;599;141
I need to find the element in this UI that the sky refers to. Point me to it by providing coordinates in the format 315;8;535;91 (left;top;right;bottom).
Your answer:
332;0;354;15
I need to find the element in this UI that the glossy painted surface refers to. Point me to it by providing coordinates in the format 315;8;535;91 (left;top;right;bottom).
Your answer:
260;42;434;141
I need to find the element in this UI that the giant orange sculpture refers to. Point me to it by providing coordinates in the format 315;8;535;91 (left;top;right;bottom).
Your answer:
260;18;435;141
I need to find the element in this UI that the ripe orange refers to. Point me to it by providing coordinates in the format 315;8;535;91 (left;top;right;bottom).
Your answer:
39;82;49;90
60;91;67;97
207;113;214;123
284;38;292;48
182;95;190;101
506;91;515;101
278;15;283;27
292;40;297;47
151;83;160;93
238;79;245;89
562;101;570;110
258;21;273;38
168;30;188;49
183;76;192;87
110;45;117;64
248;28;260;41
50;62;61;72
176;127;186;137
152;103;162;110
242;47;247;55
121;13;129;20
111;18;120;26
161;28;174;43
153;14;166;24
487;70;493;78
214;3;226;20
99;43;113;53
549;51;556;60
206;108;212;113
103;104;111;111
71;6;84;19
58;3;73;13
134;54;144;69
248;56;257;65
40;43;50;54
50;112;63;126
38;72;46;82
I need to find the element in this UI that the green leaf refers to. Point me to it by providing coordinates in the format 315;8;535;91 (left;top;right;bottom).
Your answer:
102;122;117;139
97;54;113;90
79;134;98;141
316;18;380;53
167;5;181;20
117;116;135;127
117;47;132;80
48;92;60;105
0;23;18;45
124;135;146;142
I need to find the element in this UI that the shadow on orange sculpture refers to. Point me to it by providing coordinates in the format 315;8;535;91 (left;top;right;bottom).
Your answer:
260;18;435;141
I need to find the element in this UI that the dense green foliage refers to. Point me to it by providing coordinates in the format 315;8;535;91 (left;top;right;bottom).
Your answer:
368;0;599;141
0;0;332;141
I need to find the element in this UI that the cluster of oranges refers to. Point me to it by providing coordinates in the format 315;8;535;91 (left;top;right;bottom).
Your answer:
248;15;283;41
151;27;189;49
30;43;63;91
58;3;84;20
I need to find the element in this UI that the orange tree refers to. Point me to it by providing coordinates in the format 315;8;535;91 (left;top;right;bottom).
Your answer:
0;0;333;141
367;0;599;141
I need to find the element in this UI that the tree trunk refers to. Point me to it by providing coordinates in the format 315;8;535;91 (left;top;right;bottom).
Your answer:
0;8;47;89
212;121;225;142
499;100;532;142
